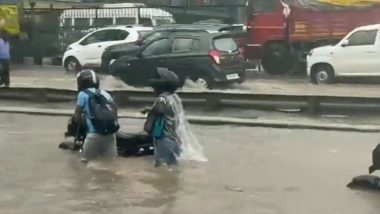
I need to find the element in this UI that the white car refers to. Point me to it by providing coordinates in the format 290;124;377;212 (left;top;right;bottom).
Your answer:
63;26;152;72
307;24;380;84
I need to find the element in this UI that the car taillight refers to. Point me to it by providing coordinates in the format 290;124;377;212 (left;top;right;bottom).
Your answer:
209;50;221;64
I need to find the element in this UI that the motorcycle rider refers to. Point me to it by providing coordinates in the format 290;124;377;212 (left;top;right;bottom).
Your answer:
75;69;118;162
142;68;182;167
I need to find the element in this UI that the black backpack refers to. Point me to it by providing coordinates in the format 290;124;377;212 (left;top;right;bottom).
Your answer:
84;89;120;135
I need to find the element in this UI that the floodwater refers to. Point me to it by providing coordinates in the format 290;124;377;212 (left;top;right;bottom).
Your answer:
1;113;380;214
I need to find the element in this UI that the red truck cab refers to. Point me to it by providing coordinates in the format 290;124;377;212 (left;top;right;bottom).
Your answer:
246;0;380;74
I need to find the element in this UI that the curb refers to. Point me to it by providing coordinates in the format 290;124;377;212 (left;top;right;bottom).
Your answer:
1;106;380;133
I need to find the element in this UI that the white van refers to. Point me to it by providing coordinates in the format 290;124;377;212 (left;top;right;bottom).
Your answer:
59;7;175;28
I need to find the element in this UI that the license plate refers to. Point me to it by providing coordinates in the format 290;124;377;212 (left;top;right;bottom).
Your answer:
226;73;239;80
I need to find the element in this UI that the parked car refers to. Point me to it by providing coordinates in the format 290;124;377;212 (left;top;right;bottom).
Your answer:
62;26;152;72
101;23;246;73
109;30;245;88
307;24;380;84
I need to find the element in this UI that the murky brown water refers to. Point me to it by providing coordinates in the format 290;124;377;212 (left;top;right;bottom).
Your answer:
1;113;380;214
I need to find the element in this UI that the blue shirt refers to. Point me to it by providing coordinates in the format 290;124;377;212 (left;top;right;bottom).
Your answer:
0;39;10;59
77;88;114;133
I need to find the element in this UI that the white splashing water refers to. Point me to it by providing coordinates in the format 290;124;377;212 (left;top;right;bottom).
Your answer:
167;93;208;162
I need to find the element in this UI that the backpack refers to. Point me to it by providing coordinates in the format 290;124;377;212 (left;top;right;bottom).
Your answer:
84;89;120;135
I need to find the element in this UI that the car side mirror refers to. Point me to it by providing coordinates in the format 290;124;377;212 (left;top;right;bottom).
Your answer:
341;39;349;47
79;40;87;46
137;52;143;58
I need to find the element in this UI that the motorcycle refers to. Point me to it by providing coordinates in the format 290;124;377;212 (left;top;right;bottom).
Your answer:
58;116;154;157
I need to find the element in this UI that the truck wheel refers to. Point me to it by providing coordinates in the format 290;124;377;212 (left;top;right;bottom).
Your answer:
64;57;81;73
262;44;293;75
313;65;334;84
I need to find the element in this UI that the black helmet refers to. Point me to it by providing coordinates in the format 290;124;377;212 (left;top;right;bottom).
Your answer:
76;69;99;91
149;68;180;93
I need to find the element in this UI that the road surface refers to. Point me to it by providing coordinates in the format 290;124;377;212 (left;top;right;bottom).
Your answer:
1;113;380;214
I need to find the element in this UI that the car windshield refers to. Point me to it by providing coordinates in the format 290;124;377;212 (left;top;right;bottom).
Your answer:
213;37;238;52
155;18;173;26
141;31;166;45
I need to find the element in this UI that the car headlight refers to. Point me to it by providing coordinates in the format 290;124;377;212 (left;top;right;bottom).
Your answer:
308;50;313;57
66;46;72;51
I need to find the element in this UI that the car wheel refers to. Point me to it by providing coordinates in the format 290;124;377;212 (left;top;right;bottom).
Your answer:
195;76;214;89
64;57;81;73
313;65;334;84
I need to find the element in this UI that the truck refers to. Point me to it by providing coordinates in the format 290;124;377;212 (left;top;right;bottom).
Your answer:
245;0;380;75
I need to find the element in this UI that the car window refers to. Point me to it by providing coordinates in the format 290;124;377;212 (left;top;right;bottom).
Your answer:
347;30;378;46
172;38;193;53
172;38;200;53
92;18;113;27
81;30;109;45
213;37;238;52
106;29;129;41
116;17;136;25
192;39;201;51
143;38;171;56
155;18;173;26
140;18;153;27
74;18;90;27
142;31;166;45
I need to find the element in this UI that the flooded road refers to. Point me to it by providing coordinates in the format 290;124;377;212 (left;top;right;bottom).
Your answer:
1;113;380;214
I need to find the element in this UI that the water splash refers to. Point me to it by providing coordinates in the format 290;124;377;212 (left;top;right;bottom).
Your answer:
167;93;208;162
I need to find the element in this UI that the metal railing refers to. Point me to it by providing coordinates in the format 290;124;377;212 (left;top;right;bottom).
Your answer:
2;87;380;115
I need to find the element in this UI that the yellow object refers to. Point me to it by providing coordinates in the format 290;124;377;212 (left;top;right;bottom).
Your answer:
318;0;380;6
0;5;19;36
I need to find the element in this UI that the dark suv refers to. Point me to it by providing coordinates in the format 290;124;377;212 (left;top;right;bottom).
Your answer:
101;23;245;73
109;30;245;88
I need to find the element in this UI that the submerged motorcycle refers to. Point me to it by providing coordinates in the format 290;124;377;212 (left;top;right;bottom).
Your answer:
58;116;154;157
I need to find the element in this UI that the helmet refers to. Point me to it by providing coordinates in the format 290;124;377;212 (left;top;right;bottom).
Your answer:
149;68;180;93
76;69;99;91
